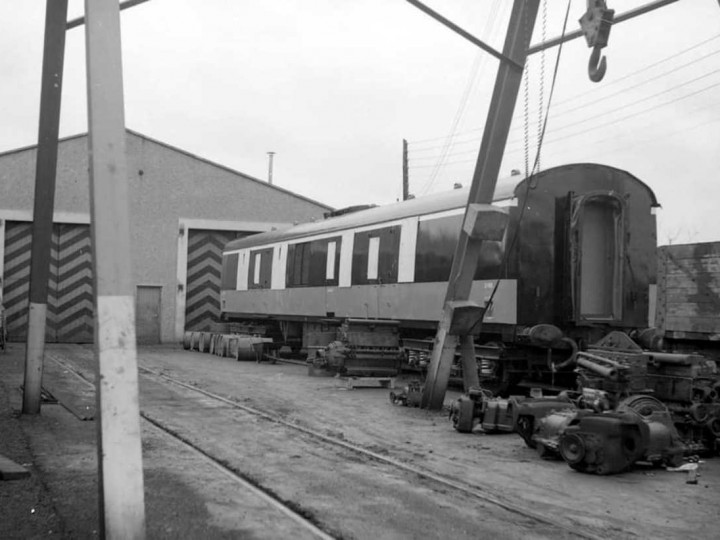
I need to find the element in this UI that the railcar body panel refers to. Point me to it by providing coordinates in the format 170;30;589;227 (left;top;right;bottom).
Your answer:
221;280;517;325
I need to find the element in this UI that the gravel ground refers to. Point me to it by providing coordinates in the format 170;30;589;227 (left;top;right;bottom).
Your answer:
0;348;64;539
2;343;718;539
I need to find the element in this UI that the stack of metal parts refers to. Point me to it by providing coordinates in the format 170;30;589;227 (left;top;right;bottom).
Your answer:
450;331;720;475
520;332;720;474
449;388;572;435
308;319;403;377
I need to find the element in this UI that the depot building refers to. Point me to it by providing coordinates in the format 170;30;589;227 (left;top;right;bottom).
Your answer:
0;130;331;344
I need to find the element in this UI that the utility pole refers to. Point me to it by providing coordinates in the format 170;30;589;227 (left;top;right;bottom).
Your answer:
402;139;409;201
22;0;69;415
84;0;147;536
267;151;275;185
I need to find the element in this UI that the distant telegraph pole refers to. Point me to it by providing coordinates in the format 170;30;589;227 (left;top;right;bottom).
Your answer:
267;151;275;185
402;139;409;201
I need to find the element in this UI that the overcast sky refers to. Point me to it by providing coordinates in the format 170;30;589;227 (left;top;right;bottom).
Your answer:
1;0;719;244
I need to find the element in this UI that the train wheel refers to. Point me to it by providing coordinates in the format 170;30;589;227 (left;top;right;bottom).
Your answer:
559;433;586;466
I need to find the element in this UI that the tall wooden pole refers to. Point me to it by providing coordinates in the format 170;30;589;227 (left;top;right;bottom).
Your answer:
22;0;69;415
421;0;540;409
84;0;146;536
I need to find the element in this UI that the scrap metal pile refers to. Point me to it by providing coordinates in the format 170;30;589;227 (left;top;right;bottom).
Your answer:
447;332;720;475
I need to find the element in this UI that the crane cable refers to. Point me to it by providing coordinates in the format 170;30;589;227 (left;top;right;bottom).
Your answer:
524;0;547;179
480;0;571;326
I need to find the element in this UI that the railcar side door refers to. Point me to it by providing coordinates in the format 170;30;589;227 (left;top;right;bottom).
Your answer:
570;192;625;323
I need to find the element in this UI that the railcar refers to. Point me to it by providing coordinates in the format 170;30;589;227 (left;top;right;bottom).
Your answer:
219;163;659;392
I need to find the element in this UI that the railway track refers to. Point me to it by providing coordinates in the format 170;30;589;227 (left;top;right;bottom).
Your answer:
47;355;335;540
48;352;602;540
140;366;600;539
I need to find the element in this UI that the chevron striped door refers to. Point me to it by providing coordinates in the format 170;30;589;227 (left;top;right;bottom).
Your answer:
2;221;93;343
3;221;35;342
185;229;246;331
54;223;94;342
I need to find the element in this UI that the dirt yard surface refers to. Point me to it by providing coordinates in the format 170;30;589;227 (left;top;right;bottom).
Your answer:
2;343;718;539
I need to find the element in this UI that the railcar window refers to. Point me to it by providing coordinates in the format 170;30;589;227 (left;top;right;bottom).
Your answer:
248;248;273;289
414;215;503;283
326;241;337;280
351;225;401;285
367;237;380;280
253;255;261;284
220;253;239;290
286;236;341;287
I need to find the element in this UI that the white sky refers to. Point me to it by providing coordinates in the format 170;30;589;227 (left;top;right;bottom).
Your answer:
1;0;719;245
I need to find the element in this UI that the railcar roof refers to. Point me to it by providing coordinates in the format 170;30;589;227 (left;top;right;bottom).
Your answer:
224;175;519;251
224;163;658;251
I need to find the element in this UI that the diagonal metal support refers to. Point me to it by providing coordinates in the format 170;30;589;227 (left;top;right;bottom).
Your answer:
406;0;524;70
66;0;151;30
527;0;680;55
421;0;540;410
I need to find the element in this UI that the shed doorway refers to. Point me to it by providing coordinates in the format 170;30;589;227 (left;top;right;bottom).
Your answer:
136;286;161;344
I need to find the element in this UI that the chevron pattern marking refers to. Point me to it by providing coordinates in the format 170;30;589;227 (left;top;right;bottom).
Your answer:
3;222;34;342
54;224;94;343
185;230;245;331
2;221;94;343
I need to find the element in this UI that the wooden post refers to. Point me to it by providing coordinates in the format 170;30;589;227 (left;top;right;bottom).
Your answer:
421;0;540;410
22;0;69;416
84;0;146;536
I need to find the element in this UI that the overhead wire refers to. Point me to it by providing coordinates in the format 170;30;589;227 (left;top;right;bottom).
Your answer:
502;76;720;158
502;61;720;153
510;95;720;158
410;57;720;168
515;67;720;141
548;32;720;110
407;33;720;155
525;102;720;165
415;1;506;196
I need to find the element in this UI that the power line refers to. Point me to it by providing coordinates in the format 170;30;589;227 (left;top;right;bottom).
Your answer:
417;0;506;196
412;90;720;176
502;97;720;162
548;48;720;118
411;67;720;164
530;79;720;147
503;69;720;152
549;32;720;110
409;148;481;162
527;112;720;166
406;33;720;147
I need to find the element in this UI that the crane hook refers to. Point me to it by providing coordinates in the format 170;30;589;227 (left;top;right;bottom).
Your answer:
588;45;607;83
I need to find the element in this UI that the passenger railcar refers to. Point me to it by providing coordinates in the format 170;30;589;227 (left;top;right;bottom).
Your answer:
220;163;659;390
